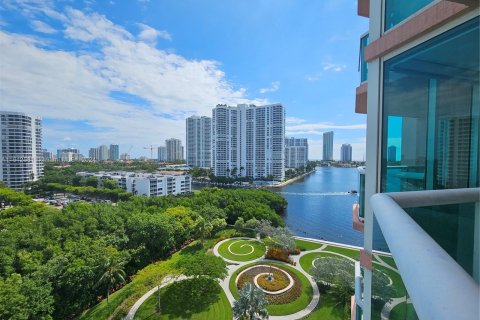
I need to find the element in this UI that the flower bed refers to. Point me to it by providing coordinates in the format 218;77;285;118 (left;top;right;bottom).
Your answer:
236;265;302;305
257;271;289;291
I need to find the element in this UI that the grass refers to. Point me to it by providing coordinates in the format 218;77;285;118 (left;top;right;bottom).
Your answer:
229;262;313;316
135;279;232;320
323;245;360;260
389;302;418;320
294;239;323;251
375;254;398;270
217;238;266;261
80;229;234;320
372;262;406;297
300;290;346;320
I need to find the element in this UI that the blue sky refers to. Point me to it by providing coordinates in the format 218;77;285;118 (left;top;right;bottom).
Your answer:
0;0;368;160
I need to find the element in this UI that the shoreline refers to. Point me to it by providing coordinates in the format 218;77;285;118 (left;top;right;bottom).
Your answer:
264;169;316;188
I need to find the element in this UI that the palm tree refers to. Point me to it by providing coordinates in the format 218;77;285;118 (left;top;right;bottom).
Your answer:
233;282;269;320
96;258;126;303
330;283;354;320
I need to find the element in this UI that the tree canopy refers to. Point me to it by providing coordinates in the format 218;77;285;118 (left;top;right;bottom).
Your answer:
0;184;286;318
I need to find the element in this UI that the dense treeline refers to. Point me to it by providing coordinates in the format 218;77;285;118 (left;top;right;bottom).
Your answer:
0;185;286;319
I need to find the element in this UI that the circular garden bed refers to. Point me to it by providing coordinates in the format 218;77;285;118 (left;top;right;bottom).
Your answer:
229;262;313;316
217;238;266;262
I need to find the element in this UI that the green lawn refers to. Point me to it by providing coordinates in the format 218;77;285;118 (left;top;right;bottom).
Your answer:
294;239;323;251
80;230;233;320
389;302;418;320
323;245;360;260
217;238;266;261
372;262;406;297
135;279;232;320
375;254;398;270
229;262;313;316
300;291;346;320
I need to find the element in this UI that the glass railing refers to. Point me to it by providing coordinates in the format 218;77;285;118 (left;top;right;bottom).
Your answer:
370;188;480;320
385;0;435;31
359;33;369;82
358;167;365;219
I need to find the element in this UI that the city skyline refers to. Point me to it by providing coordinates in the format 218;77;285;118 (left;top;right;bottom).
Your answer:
0;0;367;160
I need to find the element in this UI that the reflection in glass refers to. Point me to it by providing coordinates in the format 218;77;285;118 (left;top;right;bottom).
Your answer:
385;0;434;31
381;17;479;278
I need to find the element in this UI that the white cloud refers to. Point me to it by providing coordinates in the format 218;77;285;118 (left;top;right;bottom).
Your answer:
286;121;366;135
137;23;171;44
306;73;321;81
0;6;266;155
31;20;57;34
322;62;347;72
286;117;306;125
259;81;280;94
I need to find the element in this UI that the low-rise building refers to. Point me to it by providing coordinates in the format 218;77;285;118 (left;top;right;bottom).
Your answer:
76;171;191;197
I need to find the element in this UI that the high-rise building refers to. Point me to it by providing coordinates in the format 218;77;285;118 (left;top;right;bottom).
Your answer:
0;111;43;189
186;116;212;168
285;137;308;169
157;146;167;162
89;147;99;161
120;153;130;161
57;148;80;162
387;145;397;162
98;145;109;161
322;131;334;161
42;149;54;161
109;144;119;161
353;3;479;320
212;103;285;180
165;138;183;162
340;143;352;162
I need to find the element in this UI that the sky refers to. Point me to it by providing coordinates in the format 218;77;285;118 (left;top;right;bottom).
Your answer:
0;0;369;160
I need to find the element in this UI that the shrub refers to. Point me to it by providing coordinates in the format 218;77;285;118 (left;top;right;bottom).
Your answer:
289;248;301;255
265;248;295;265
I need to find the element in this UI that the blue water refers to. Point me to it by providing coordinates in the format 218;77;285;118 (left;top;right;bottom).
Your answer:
274;167;364;247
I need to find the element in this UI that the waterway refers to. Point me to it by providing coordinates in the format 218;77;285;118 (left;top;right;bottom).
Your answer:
273;166;364;247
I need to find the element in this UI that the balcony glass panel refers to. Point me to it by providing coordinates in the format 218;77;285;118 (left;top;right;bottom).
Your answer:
360;33;369;82
385;0;435;31
372;229;419;319
358;169;365;218
381;16;479;277
382;17;479;194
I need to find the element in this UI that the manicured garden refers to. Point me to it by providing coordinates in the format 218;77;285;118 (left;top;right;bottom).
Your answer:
323;245;360;259
300;291;346;320
229;262;313;316
299;252;355;276
294;238;323;251
217;238;266;261
80;230;235;320
134;278;232;320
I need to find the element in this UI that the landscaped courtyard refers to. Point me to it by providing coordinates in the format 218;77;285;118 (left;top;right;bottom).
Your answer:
217;238;266;261
135;278;232;320
116;233;406;320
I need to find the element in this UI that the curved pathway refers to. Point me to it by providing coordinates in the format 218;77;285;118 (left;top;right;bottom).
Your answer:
213;237;320;320
126;236;405;320
125;275;189;320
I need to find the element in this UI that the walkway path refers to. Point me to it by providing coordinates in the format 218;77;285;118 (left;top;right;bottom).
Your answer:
126;236;405;320
213;237;320;320
125;275;188;320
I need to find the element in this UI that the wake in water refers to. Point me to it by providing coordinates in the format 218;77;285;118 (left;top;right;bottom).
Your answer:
277;191;353;196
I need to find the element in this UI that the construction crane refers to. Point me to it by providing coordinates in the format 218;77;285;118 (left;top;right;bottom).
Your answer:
143;144;158;160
